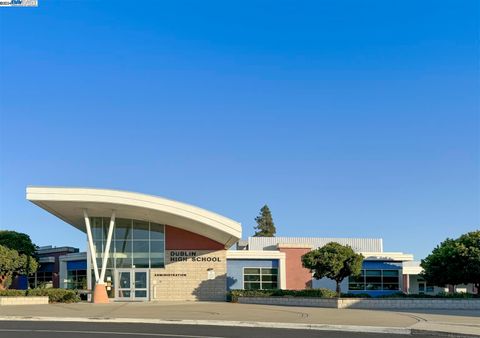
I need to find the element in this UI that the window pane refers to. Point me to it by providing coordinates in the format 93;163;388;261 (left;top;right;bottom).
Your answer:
133;258;149;268
91;217;103;241
115;219;132;241
244;275;260;282
133;220;149;240
383;283;399;290
244;282;261;290
261;275;278;282
262;282;277;289
150;223;164;240
349;283;365;290
383;270;399;277
349;274;364;283
150;256;164;268
383;277;399;283
261;268;277;275
150;241;164;254
115;240;132;254
366;283;381;290
244;268;260;274
365;270;381;276
132;241;149;253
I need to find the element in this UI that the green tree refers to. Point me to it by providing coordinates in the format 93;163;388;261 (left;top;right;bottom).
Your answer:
253;205;276;237
0;231;39;289
457;231;480;294
0;230;37;257
422;231;480;294
0;245;38;289
302;242;363;297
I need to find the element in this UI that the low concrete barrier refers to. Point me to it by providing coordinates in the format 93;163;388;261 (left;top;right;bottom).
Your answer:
238;297;480;310
0;296;49;306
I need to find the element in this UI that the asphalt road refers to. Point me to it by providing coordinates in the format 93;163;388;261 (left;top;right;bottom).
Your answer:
0;321;464;338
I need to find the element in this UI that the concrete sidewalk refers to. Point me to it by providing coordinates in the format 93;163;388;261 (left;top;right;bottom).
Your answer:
0;302;479;336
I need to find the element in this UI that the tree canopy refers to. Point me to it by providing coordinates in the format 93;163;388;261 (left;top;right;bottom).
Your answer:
302;242;363;296
421;230;480;294
0;245;39;289
253;204;276;237
0;230;37;257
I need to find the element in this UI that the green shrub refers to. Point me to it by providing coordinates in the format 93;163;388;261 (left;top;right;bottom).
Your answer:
27;288;80;303
229;288;337;302
0;289;26;297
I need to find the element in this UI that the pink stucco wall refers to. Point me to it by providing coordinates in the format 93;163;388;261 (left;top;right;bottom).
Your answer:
278;247;312;290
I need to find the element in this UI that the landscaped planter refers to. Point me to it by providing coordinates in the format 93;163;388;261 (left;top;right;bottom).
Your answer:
238;296;480;310
0;296;49;306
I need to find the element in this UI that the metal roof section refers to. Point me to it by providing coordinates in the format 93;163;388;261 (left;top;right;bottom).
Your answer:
248;236;383;252
27;186;242;249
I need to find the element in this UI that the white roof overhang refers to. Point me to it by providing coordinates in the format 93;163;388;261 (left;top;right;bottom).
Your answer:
27;186;242;249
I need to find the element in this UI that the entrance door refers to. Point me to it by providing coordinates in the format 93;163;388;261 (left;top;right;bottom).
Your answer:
116;269;149;301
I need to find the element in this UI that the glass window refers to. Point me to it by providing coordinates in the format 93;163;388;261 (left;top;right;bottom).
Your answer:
132;241;149;253
66;269;87;289
133;220;150;240
150;223;164;240
150;240;164;254
244;282;261;290
243;267;279;290
115;219;132;241
349;271;365;290
348;269;400;291
89;218;164;269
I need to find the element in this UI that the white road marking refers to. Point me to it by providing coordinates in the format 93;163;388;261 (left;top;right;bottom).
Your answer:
0;328;225;338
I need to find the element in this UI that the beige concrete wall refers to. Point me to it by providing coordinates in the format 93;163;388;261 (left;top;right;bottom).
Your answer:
0;297;49;305
151;250;226;301
238;297;480;310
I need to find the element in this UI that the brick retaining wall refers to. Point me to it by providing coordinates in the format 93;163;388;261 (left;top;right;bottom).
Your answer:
238;296;480;310
0;296;49;305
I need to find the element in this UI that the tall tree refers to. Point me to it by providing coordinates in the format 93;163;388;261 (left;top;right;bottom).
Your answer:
420;238;464;288
253;205;276;237
457;231;480;294
302;242;363;296
0;230;37;257
421;230;480;293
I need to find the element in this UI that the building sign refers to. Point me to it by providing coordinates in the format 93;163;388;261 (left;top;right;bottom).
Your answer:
169;250;222;262
0;0;38;7
154;273;187;277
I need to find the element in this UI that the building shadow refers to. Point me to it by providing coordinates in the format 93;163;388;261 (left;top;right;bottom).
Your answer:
191;274;228;301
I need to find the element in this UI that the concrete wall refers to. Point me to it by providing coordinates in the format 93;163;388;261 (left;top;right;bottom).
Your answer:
238;297;480;310
0;297;49;305
226;259;279;290
151;249;227;301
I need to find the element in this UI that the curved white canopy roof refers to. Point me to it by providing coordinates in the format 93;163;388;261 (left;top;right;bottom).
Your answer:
27;186;242;248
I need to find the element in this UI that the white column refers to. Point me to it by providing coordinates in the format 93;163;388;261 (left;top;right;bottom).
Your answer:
99;211;116;283
279;255;287;290
84;209;100;283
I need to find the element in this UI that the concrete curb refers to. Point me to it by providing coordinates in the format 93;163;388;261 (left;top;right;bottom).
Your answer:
0;315;412;335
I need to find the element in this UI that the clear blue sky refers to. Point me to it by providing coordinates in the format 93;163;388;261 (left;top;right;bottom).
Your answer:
0;0;478;260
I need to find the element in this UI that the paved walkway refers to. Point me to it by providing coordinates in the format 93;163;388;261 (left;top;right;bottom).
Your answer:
0;302;479;336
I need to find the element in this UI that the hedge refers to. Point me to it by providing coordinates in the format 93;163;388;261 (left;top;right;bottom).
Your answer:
229;289;480;302
229;288;337;302
0;289;26;297
27;289;80;303
0;288;80;303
